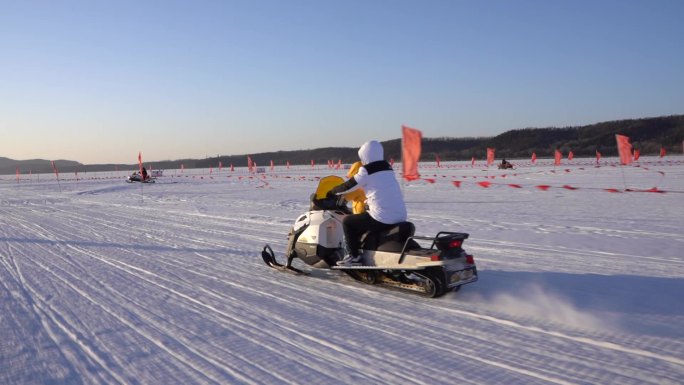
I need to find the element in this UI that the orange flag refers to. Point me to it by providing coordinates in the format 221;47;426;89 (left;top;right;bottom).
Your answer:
486;148;495;166
596;150;602;164
51;161;59;179
138;152;143;178
531;152;537;164
660;146;666;158
633;148;640;161
247;156;254;173
568;151;574;161
615;134;633;165
402;125;422;181
435;154;441;168
554;149;562;166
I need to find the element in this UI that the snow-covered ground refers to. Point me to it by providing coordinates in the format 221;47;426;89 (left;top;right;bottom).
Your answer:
1;157;683;385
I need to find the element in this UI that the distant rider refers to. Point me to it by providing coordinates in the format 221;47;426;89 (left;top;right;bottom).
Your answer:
327;140;407;266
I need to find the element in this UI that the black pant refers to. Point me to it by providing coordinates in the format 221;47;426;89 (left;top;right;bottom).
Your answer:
343;212;394;257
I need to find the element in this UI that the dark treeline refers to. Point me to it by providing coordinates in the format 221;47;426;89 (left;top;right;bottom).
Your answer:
3;115;683;175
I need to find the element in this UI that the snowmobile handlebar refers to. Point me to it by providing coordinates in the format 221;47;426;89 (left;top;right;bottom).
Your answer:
309;194;352;213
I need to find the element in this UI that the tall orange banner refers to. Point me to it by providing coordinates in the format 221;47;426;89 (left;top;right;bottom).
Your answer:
486;148;495;166
51;161;59;179
138;152;143;178
615;134;633;165
402;125;422;181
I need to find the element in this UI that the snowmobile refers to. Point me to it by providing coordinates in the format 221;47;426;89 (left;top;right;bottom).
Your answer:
261;176;478;298
126;172;155;183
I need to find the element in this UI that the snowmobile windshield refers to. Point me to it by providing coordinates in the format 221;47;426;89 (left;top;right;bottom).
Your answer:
314;175;345;199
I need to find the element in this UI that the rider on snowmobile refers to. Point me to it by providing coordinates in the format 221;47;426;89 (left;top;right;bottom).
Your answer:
327;140;407;266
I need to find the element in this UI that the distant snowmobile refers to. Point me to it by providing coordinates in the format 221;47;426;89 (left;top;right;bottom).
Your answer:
498;159;514;169
126;172;155;183
261;175;478;297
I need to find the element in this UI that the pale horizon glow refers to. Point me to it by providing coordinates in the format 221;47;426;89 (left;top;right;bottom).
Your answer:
1;0;683;164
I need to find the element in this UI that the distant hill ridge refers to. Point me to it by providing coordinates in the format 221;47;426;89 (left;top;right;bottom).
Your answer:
2;114;682;175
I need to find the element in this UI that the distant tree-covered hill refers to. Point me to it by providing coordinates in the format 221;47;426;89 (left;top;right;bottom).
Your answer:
2;114;682;175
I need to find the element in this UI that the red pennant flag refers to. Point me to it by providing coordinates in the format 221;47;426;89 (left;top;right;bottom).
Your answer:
660;146;666;158
615;135;633;165
270;160;274;171
471;156;475;167
247;156;254;173
402;125;422;181
486;148;495;166
138;152;144;179
568;151;574;161
51;161;59;179
554;150;562;166
311;159;315;168
633;148;640;161
531;152;537;164
596;150;602;164
336;159;341;169
230;164;234;172
435;154;441;168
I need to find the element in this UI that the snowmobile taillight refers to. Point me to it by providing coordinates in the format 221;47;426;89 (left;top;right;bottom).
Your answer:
430;254;441;261
448;239;463;249
466;254;475;264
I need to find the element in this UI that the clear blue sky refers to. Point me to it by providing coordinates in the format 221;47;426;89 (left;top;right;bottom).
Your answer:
1;0;682;164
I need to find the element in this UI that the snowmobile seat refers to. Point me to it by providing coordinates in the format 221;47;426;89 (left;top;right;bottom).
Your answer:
361;221;421;252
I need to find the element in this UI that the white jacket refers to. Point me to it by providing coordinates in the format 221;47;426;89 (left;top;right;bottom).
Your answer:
352;141;407;224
